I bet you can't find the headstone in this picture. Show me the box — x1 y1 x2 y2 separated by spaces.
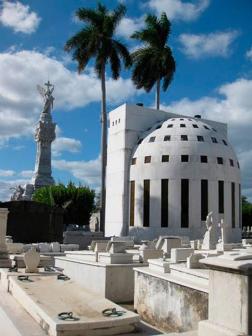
24 248 40 273
60 244 79 252
106 241 127 253
111 236 134 248
148 259 171 273
197 240 202 250
139 241 163 262
0 208 12 267
32 243 39 251
60 244 69 252
6 243 24 254
216 219 232 251
187 253 205 269
190 240 198 249
156 236 182 257
242 238 252 246
180 236 190 247
201 212 217 250
170 248 194 263
89 240 108 252
50 242 61 252
66 244 79 251
38 243 51 253
23 244 32 252
5 236 13 243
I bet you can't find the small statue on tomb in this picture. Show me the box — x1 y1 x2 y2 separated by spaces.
201 212 217 250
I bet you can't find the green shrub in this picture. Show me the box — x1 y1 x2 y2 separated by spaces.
242 196 252 227
33 182 95 226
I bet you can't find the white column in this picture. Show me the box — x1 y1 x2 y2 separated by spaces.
0 208 11 267
0 208 9 255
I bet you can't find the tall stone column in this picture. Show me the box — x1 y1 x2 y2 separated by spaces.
0 208 11 267
32 81 56 189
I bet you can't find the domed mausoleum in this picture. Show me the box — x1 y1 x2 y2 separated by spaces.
105 104 241 242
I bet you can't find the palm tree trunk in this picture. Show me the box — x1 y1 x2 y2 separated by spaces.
100 64 107 233
156 78 160 110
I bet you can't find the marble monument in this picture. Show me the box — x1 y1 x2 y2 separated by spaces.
32 81 56 189
10 81 56 200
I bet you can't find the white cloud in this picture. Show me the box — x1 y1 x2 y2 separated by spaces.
19 170 33 178
246 47 252 61
178 31 239 58
0 169 15 177
161 77 252 200
52 137 82 157
0 50 138 145
117 16 145 39
0 1 41 34
147 0 210 21
53 157 101 187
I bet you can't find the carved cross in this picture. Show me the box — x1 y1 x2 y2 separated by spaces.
44 80 53 90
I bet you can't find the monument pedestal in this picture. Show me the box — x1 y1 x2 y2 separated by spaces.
199 256 252 336
0 259 11 268
0 209 12 268
0 255 11 268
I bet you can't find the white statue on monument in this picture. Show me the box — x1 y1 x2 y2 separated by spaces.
32 81 56 189
37 80 54 114
201 212 217 250
10 81 57 201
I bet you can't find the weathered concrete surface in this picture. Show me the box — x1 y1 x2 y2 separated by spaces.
8 274 139 336
55 256 147 303
0 281 162 336
199 256 252 336
134 270 208 333
0 286 47 335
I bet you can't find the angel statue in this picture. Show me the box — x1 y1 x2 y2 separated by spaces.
201 211 217 250
10 185 24 201
37 81 55 114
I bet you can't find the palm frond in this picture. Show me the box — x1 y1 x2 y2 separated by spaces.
112 40 132 68
131 13 175 99
109 47 121 80
110 4 126 28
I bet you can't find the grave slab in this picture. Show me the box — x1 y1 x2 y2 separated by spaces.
7 274 139 336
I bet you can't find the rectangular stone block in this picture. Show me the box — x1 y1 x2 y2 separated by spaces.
98 253 133 264
170 248 194 263
139 249 163 263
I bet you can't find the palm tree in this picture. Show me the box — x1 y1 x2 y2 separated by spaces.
65 3 131 232
131 13 175 110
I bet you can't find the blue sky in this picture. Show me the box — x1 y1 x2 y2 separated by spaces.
0 0 251 200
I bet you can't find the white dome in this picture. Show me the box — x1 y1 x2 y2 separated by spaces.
128 116 241 241
130 117 240 182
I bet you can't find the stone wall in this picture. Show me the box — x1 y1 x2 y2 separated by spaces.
0 201 64 243
134 271 208 333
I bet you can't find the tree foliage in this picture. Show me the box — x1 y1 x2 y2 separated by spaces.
242 196 252 227
64 2 131 232
131 12 176 109
33 182 95 226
